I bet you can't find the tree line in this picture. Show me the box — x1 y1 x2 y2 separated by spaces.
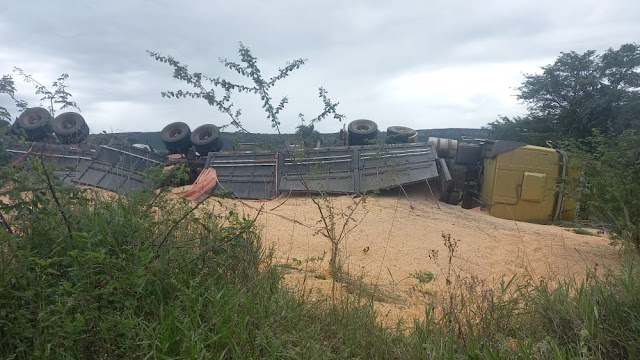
487 43 640 251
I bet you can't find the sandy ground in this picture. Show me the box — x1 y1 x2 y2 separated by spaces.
203 182 620 324
4 181 619 325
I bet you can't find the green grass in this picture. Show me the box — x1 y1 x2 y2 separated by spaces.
573 227 597 236
411 270 436 284
1 164 640 359
407 260 640 359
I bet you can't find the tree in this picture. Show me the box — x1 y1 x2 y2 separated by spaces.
485 44 640 252
0 74 26 123
563 129 640 252
147 42 344 134
0 68 80 123
295 123 321 148
487 43 640 142
485 115 556 146
148 43 366 280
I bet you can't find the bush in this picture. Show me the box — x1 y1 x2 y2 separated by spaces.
0 163 404 359
408 260 640 359
562 130 640 252
0 183 263 357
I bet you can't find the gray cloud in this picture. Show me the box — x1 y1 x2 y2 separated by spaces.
1 0 639 134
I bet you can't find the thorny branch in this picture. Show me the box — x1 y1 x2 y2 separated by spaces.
149 42 363 284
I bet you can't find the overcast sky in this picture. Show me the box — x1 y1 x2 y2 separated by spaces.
1 1 638 134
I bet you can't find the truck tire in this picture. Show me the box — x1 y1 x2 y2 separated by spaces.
52 112 90 144
455 143 482 165
386 126 417 144
439 190 449 202
447 190 460 205
461 191 475 209
191 124 223 155
17 107 53 141
348 119 378 146
437 158 453 202
161 122 192 154
449 164 467 189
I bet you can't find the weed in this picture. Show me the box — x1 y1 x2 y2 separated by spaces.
411 270 436 284
333 268 404 305
0 164 405 359
573 227 597 236
277 263 301 272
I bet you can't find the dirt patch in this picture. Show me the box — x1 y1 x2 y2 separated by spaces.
204 183 620 324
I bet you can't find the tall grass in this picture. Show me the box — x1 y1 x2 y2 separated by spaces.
0 166 403 359
408 235 640 359
1 164 640 358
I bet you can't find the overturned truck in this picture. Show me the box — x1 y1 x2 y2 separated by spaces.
433 137 577 223
162 119 439 201
6 110 578 224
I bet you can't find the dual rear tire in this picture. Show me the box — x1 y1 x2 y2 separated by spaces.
161 122 223 155
347 120 418 146
16 108 89 144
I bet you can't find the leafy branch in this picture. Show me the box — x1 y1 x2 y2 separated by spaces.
13 67 80 117
0 74 28 122
0 68 80 122
147 42 344 134
149 42 362 288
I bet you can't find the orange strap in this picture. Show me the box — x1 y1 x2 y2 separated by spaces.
177 167 218 202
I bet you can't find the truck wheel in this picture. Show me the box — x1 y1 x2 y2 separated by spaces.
348 119 378 146
447 190 460 205
17 107 53 141
461 191 475 209
191 124 223 155
161 122 192 154
449 164 467 189
52 112 90 144
386 126 417 144
439 188 450 202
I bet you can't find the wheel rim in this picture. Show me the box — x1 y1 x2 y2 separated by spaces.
62 119 76 129
27 115 41 125
199 131 212 141
170 129 182 138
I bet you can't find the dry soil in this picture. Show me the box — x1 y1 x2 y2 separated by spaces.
202 182 620 325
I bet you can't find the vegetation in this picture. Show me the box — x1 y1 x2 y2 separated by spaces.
0 162 400 358
0 169 638 358
1 67 80 122
147 42 344 136
486 43 640 145
487 42 640 254
295 123 322 148
561 130 640 251
2 42 640 359
149 43 366 276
